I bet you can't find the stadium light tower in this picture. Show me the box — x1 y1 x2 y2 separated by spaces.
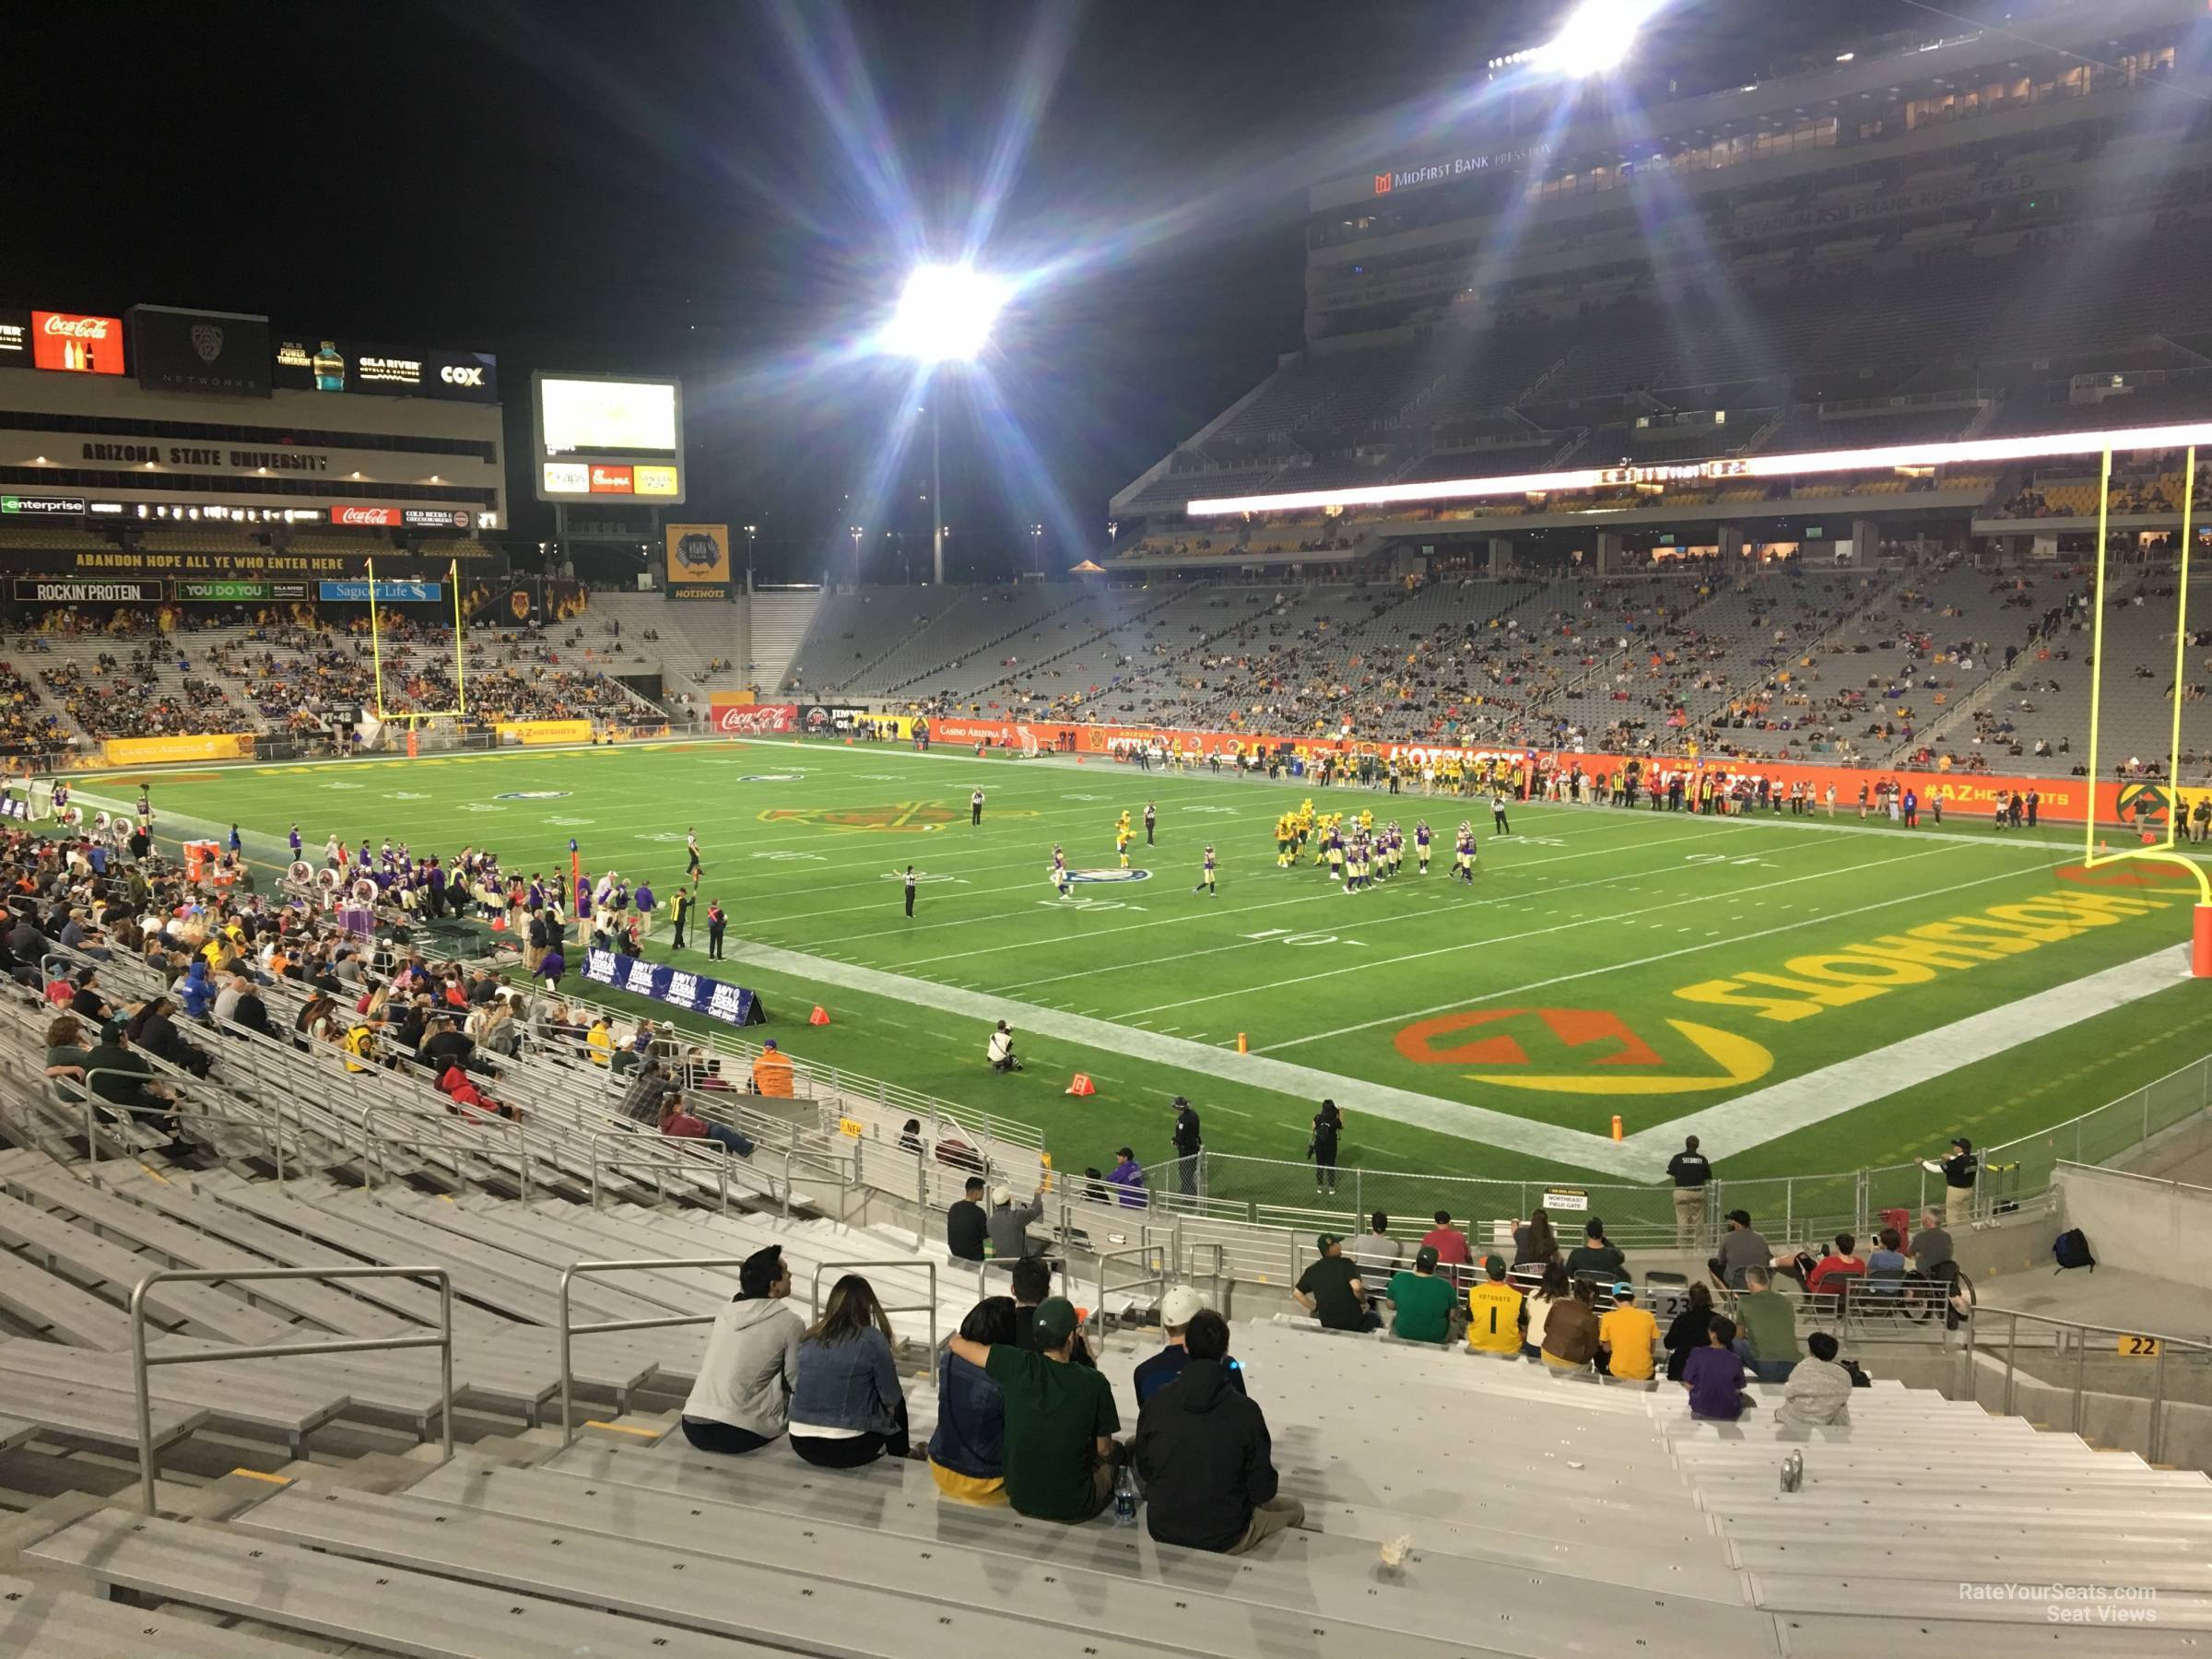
883 263 1010 585
1535 0 1661 77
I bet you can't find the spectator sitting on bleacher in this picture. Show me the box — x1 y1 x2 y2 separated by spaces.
946 1295 1124 1524
1779 1332 1853 1429
1135 1286 1247 1406
42 1013 90 1086
947 1176 988 1262
1387 1245 1456 1345
1293 1233 1376 1332
1513 1207 1559 1267
618 1059 676 1123
1540 1277 1602 1373
1598 1282 1658 1382
1683 1315 1751 1420
1522 1263 1568 1359
1465 1255 1525 1357
658 1094 754 1160
790 1274 909 1467
988 1183 1043 1261
1135 1311 1303 1554
1910 1208 1954 1278
1566 1218 1626 1282
1350 1212 1402 1299
1010 1255 1095 1368
1805 1233 1867 1302
1710 1208 1771 1288
681 1244 803 1456
1418 1209 1472 1273
1734 1266 1798 1383
929 1296 1017 1504
84 1018 183 1146
1664 1282 1715 1382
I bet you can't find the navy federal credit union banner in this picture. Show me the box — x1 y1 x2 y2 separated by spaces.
582 949 767 1027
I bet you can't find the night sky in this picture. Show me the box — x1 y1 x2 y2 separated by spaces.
10 0 1930 581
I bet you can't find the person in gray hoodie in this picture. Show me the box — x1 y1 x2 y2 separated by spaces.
680 1245 803 1454
987 1183 1044 1262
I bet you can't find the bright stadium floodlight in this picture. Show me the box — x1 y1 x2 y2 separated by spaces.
881 262 1010 364
1535 0 1662 77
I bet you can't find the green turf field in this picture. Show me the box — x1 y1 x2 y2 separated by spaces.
76 737 2210 1190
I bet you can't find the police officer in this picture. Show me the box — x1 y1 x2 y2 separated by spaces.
1665 1134 1712 1250
706 900 726 959
904 865 918 918
1171 1096 1203 1196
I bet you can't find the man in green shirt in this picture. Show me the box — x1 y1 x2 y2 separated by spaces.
1386 1245 1455 1344
947 1297 1121 1522
1734 1265 1799 1383
1292 1235 1377 1332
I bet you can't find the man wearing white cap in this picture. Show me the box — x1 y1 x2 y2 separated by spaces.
1134 1286 1250 1406
987 1183 1044 1263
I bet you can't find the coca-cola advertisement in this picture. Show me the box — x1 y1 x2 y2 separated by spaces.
329 505 402 527
30 312 124 375
711 702 799 735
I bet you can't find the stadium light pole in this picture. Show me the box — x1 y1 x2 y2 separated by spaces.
882 263 1010 585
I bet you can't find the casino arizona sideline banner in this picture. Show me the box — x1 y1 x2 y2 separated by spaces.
582 949 767 1027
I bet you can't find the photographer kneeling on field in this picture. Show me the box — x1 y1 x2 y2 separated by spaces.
987 1019 1021 1073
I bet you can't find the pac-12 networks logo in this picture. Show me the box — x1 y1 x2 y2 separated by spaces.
1395 1007 1772 1096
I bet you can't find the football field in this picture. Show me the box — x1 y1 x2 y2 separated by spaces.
82 736 2212 1190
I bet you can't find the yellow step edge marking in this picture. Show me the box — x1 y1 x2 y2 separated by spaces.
229 1468 293 1485
582 1420 663 1438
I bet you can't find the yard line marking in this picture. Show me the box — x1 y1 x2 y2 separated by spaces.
1130 841 1961 1025
710 853 2076 1177
1259 850 2065 1053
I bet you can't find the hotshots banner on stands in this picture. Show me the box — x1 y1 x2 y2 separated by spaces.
708 698 799 735
917 714 2143 825
581 950 767 1027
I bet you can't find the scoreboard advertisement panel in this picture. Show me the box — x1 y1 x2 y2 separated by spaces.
532 372 685 503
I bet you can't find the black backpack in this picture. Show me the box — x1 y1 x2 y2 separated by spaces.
2053 1229 2095 1272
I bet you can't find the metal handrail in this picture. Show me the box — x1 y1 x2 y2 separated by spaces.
1970 1302 2212 1465
806 1258 940 1358
587 1128 728 1212
556 1255 753 1446
359 1102 532 1202
1095 1243 1169 1331
130 1265 453 1514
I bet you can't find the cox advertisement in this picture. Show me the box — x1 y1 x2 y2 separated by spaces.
709 699 799 735
273 335 499 403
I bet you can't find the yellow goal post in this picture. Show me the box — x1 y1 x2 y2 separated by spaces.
366 556 467 727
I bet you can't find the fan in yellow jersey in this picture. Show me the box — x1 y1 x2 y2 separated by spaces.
1465 1257 1525 1356
1115 811 1134 868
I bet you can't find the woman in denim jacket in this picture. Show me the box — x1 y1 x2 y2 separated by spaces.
928 1296 1016 1503
791 1275 908 1466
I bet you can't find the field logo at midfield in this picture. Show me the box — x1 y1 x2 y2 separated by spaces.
1394 1007 1771 1095
1067 868 1152 884
759 800 1036 834
495 791 571 800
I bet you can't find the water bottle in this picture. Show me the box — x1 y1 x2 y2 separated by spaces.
1112 1464 1139 1526
1780 1450 1804 1494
